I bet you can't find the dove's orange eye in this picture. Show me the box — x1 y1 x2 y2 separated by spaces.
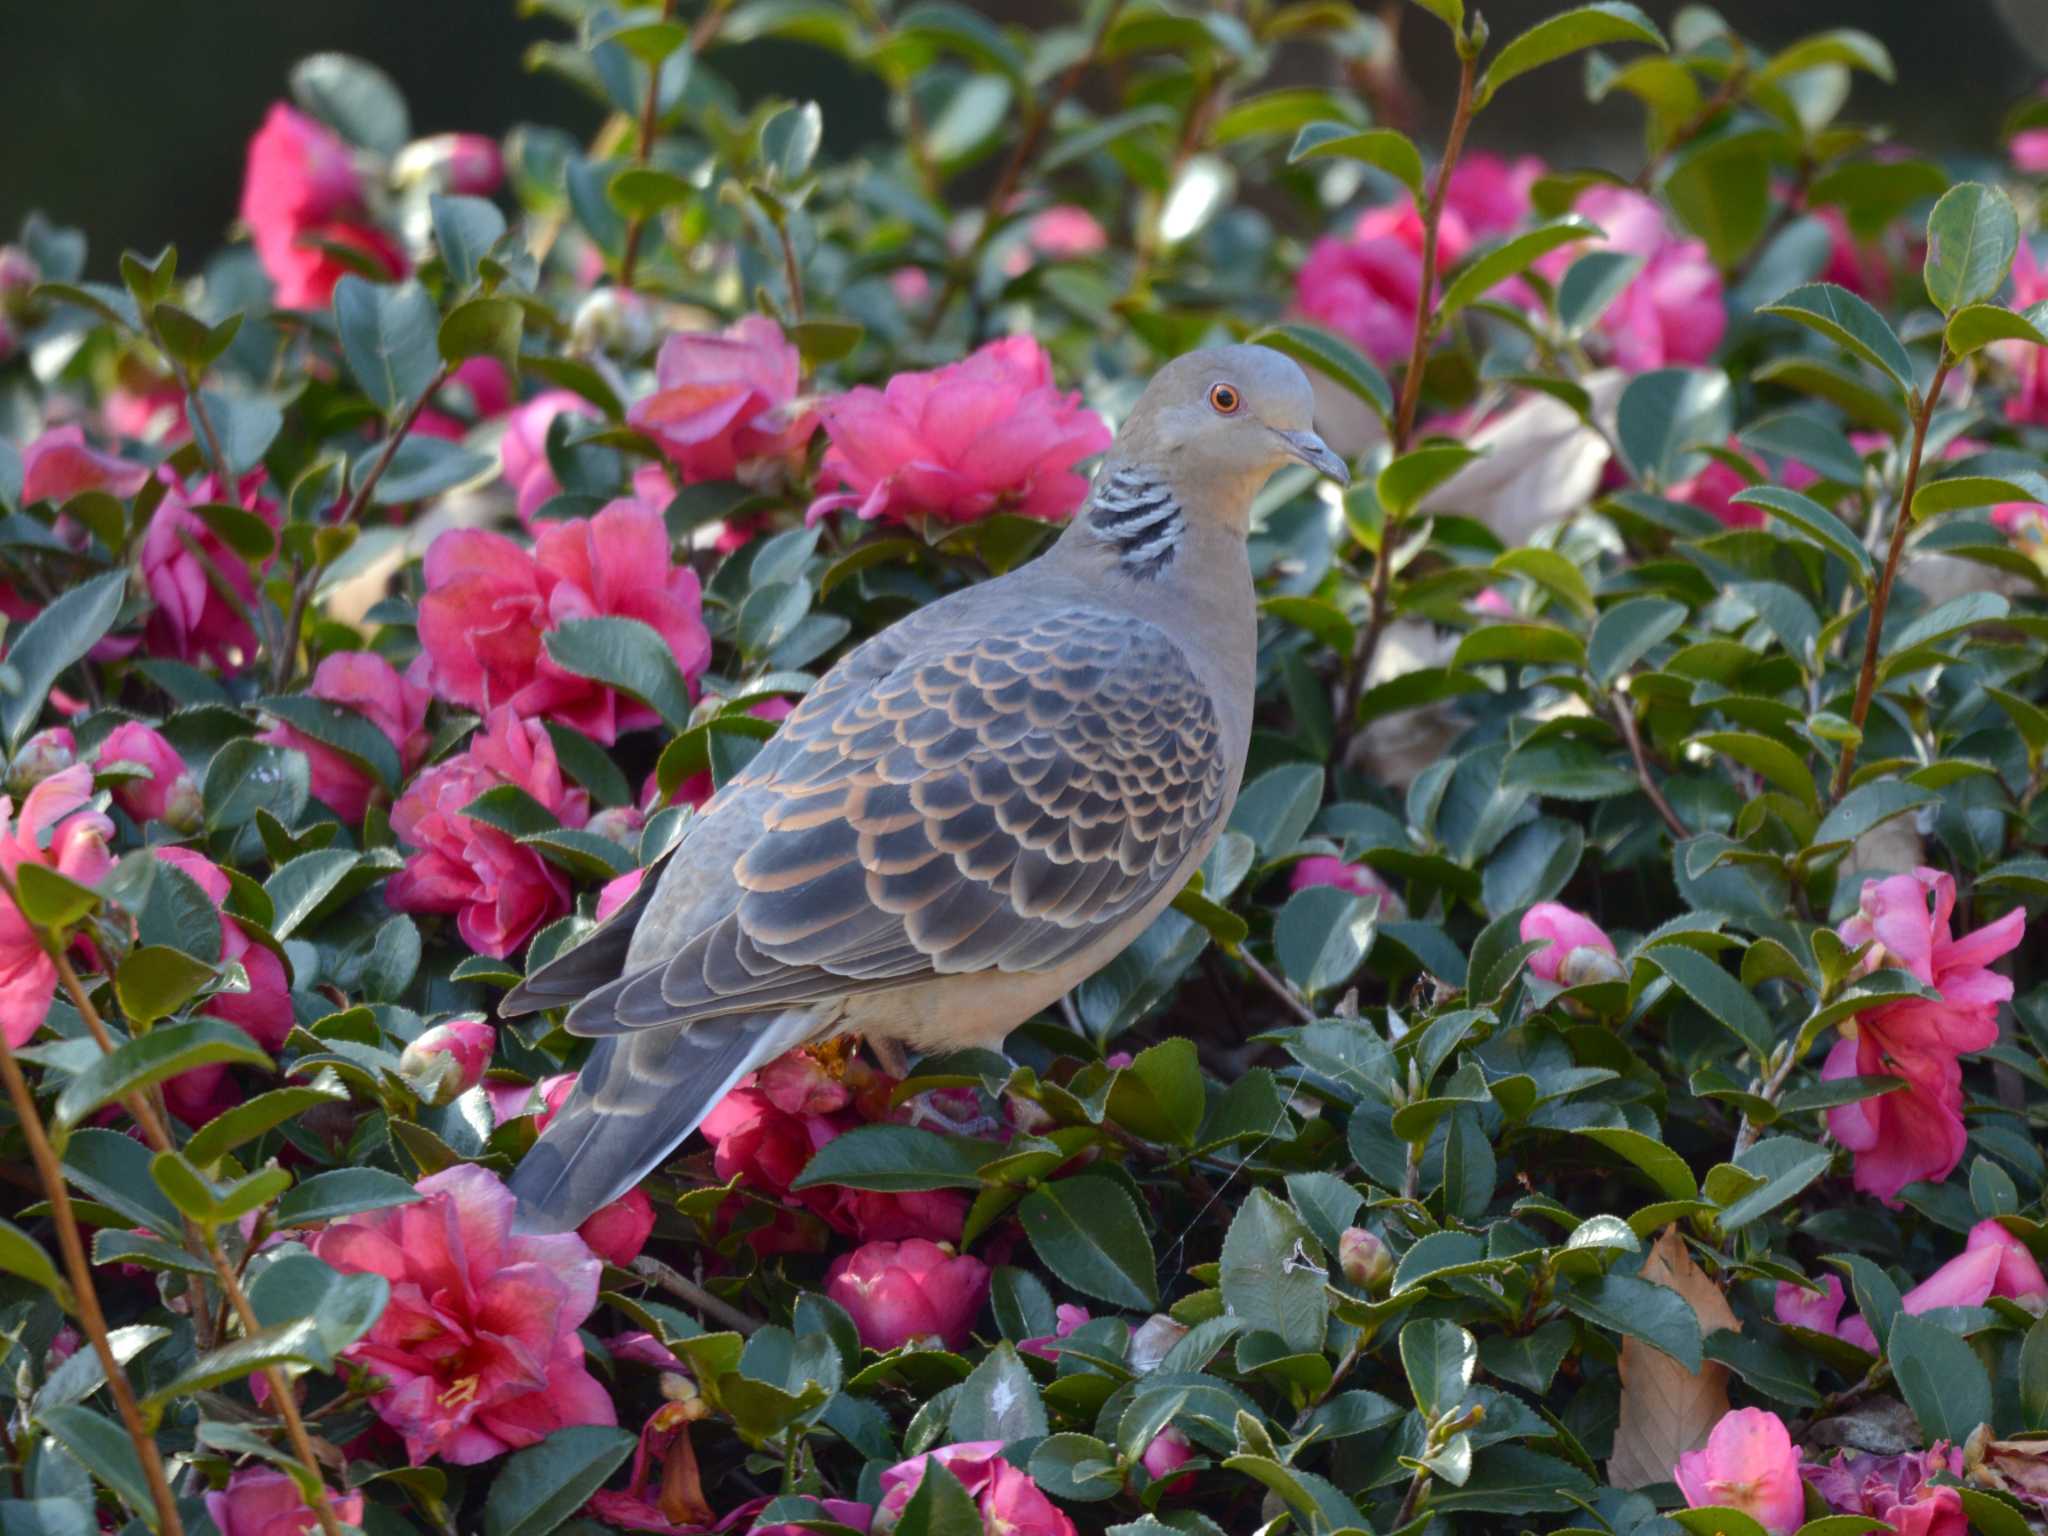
1209 383 1241 414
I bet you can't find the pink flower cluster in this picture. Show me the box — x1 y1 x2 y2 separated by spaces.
1825 868 2022 1203
1676 1406 1970 1536
141 469 279 669
1775 1219 2047 1351
313 1163 614 1464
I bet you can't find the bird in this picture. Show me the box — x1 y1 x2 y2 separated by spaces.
501 343 1350 1233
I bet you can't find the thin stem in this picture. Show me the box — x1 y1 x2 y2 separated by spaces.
1612 686 1691 840
1830 357 1953 798
775 217 806 324
619 0 685 288
1631 60 1748 192
633 1255 763 1335
0 1038 184 1532
1732 1040 1800 1159
176 529 275 667
170 357 233 491
1235 947 1318 1026
917 0 1128 338
1392 1462 1431 1528
1332 45 1479 767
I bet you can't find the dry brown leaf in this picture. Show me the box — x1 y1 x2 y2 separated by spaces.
1607 1225 1741 1489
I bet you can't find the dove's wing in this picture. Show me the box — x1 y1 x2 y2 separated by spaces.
504 601 1230 1036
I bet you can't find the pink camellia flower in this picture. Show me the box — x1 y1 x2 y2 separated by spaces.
806 336 1111 527
2015 123 2048 175
1519 901 1620 986
1138 1427 1195 1495
1826 868 2024 1204
398 1018 496 1106
415 501 710 745
1535 186 1725 372
204 1466 365 1536
140 469 278 670
579 1187 656 1267
1773 1271 1848 1335
1002 205 1110 276
1834 1242 2004 1354
755 1497 874 1536
1805 1445 1967 1536
531 1072 577 1133
6 727 75 795
1970 1217 2048 1302
1018 1303 1091 1362
1290 855 1406 921
0 766 114 1048
876 1442 1076 1536
1813 205 1892 305
311 1163 615 1465
499 390 600 527
594 867 645 924
20 426 149 506
824 1239 990 1352
394 132 504 196
387 707 592 958
628 316 818 486
240 102 407 308
1673 1408 1806 1536
256 650 432 823
96 721 201 831
2002 243 2048 427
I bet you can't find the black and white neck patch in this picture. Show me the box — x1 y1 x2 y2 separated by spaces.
1087 465 1183 580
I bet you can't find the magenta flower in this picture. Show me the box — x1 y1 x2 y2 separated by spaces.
806 335 1111 527
1826 868 2023 1204
94 721 201 831
499 390 599 528
594 866 646 924
2003 243 2048 427
1535 186 1725 371
628 315 818 486
312 1163 614 1464
1290 856 1406 920
1017 1303 1091 1362
1830 1243 2003 1354
398 1018 497 1106
1805 1445 1967 1536
20 425 148 506
256 650 432 823
877 1442 1076 1536
415 500 709 745
0 766 114 1048
1673 1408 1806 1536
239 103 406 308
1970 1217 2048 1301
139 469 279 670
1773 1271 1848 1335
1519 901 1618 986
204 1466 364 1536
386 707 592 958
578 1187 656 1267
825 1239 990 1352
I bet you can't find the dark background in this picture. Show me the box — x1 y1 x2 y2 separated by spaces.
6 1 2045 270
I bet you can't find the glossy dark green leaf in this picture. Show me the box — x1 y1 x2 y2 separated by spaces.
1018 1177 1158 1309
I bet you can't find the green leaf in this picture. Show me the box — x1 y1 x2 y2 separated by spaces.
1924 182 2020 316
1945 301 2048 356
1273 885 1378 1001
950 1342 1047 1442
54 1018 270 1132
247 1251 390 1368
258 692 403 791
1762 282 1916 401
1911 469 2048 520
1685 731 1819 811
1574 1126 1698 1200
1717 1136 1832 1229
1400 1316 1476 1420
0 571 126 753
1219 1189 1326 1353
1888 1312 1993 1444
543 617 694 731
1017 1177 1158 1309
141 1319 332 1409
607 166 694 219
439 296 524 376
263 848 361 940
1757 28 1894 82
204 739 310 831
10 865 102 932
36 1405 152 1520
1286 124 1423 196
1405 0 1463 32
1379 444 1480 517
1646 943 1775 1056
895 1457 991 1534
184 1082 349 1167
1560 1273 1703 1372
0 1217 71 1304
60 1128 182 1237
1617 367 1733 485
1439 217 1599 321
291 52 410 155
1452 622 1586 670
1589 596 1687 685
333 276 440 416
790 1126 998 1192
1731 485 1875 587
1249 323 1392 426
1105 1036 1206 1147
1477 3 1667 107
1556 249 1645 336
272 1167 422 1227
430 193 507 290
483 1425 638 1536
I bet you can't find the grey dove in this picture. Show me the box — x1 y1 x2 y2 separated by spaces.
502 344 1349 1232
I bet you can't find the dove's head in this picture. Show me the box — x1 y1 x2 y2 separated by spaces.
1115 343 1349 505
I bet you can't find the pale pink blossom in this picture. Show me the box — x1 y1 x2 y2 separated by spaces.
20 426 149 506
1519 902 1617 986
1673 1408 1805 1536
499 390 599 527
398 1018 497 1106
1536 186 1725 371
628 316 817 486
205 1466 364 1536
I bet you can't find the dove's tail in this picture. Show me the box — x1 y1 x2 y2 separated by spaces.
508 1008 820 1234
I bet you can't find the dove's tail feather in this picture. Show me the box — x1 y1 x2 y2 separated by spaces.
497 855 669 1018
508 1008 820 1234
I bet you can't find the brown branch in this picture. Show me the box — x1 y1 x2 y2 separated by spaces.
1235 946 1318 1027
1332 44 1480 768
618 0 686 288
1613 686 1691 841
633 1255 762 1335
1830 356 1953 798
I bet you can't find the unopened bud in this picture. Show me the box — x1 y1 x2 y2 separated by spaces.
399 1018 496 1106
1127 1313 1189 1375
658 1373 709 1420
392 133 504 197
1557 945 1626 989
1339 1227 1392 1292
6 727 75 794
570 286 657 359
586 804 644 848
160 771 204 835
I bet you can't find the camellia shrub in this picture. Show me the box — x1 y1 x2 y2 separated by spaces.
6 1 2048 1533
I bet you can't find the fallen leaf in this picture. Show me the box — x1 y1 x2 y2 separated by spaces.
1607 1225 1741 1489
1966 1424 2048 1503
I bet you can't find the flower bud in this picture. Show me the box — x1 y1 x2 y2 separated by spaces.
392 133 504 196
570 286 657 359
399 1018 496 1106
578 1187 655 1267
585 804 645 849
1136 1427 1195 1494
160 771 205 834
1557 944 1627 989
1339 1227 1392 1292
1127 1313 1188 1375
6 727 75 794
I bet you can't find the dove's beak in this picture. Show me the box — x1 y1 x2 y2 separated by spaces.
1278 428 1350 487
